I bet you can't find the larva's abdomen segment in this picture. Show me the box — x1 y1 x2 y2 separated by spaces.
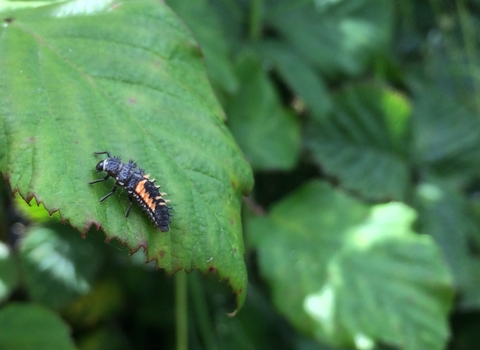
133 178 171 232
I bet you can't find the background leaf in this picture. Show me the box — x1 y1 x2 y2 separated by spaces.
411 85 480 179
19 225 102 309
246 181 370 334
307 84 411 201
0 241 18 302
414 177 480 292
0 303 76 350
248 181 454 349
306 203 453 350
265 0 394 77
166 0 238 94
0 0 252 306
257 40 332 119
226 53 301 171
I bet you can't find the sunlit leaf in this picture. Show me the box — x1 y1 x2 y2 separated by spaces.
306 203 453 350
248 181 454 349
247 181 369 333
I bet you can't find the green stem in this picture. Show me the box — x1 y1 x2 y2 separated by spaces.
190 273 217 350
249 0 263 41
175 271 188 350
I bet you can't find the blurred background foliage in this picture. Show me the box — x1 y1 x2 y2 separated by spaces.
1 0 480 349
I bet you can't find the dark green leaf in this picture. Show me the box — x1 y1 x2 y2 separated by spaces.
0 303 76 350
257 40 332 119
266 0 394 77
411 86 480 178
227 53 301 170
0 242 19 302
414 177 480 292
20 225 103 309
63 280 124 328
77 326 129 350
0 0 253 307
307 84 411 201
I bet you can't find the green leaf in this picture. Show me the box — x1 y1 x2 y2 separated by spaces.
414 177 479 292
307 84 411 201
415 177 478 287
0 242 19 302
257 40 332 119
0 303 76 350
20 225 103 309
167 0 238 94
306 203 453 350
248 181 454 349
227 53 301 170
0 0 252 307
266 0 393 77
459 257 480 309
246 181 370 334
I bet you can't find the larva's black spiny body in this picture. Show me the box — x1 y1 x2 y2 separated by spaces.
89 151 171 232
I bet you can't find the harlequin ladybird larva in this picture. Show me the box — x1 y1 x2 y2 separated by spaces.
89 151 172 232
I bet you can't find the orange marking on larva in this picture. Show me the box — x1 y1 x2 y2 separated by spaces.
135 180 156 212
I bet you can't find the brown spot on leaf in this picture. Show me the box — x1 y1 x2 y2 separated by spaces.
128 98 136 104
208 266 217 274
4 18 13 23
233 248 237 253
159 249 165 258
231 181 236 189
